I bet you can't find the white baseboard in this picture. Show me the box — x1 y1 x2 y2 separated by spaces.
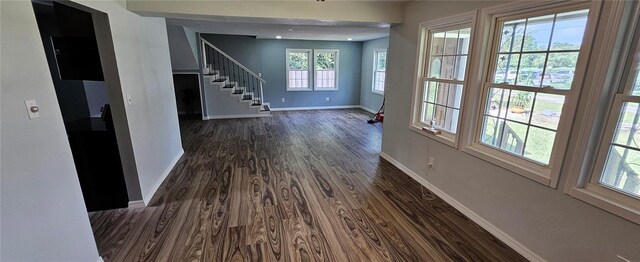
204 113 270 120
96 256 104 262
379 151 545 262
270 105 361 111
143 149 184 205
358 105 378 114
128 200 145 209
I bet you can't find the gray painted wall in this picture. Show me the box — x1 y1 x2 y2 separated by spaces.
200 34 362 109
1 1 100 261
382 1 640 261
360 37 388 112
167 24 199 70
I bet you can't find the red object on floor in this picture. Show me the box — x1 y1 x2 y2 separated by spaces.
375 113 384 122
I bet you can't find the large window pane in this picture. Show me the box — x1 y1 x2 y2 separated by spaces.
499 19 526 53
530 93 564 130
443 30 460 55
517 53 546 87
505 90 534 124
486 88 510 118
481 116 505 146
501 121 528 155
550 10 589 51
522 15 554 52
494 54 521 84
431 32 445 55
601 146 640 197
613 102 640 149
632 72 640 96
524 127 556 164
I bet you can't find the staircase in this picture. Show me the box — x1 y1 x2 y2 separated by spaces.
200 38 270 119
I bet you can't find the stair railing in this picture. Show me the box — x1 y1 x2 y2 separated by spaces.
200 37 266 106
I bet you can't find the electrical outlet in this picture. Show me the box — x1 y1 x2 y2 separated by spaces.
325 97 330 102
427 157 435 168
281 98 285 103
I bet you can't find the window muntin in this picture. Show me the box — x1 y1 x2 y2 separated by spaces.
314 49 338 90
493 10 589 90
478 9 590 165
373 50 387 94
420 26 472 135
286 49 312 91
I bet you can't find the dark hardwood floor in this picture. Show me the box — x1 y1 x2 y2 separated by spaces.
89 109 526 261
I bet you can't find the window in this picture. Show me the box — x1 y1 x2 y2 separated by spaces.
314 49 338 90
469 3 594 183
373 49 387 94
286 49 312 91
591 28 640 200
410 12 476 146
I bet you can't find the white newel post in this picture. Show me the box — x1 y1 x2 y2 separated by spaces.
259 73 264 104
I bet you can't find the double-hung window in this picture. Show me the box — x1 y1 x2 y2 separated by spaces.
470 3 594 184
588 23 640 212
373 49 387 94
314 49 339 90
411 12 475 146
286 49 312 91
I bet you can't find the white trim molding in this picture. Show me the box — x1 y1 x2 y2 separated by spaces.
96 256 105 262
143 149 184 205
270 105 361 111
359 105 379 114
204 113 271 120
379 151 545 262
128 200 145 209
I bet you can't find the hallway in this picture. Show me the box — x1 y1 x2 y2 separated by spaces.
89 109 525 261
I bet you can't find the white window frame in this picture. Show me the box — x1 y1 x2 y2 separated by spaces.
313 49 339 91
372 49 387 95
410 11 477 148
286 48 313 91
462 1 600 186
564 0 640 225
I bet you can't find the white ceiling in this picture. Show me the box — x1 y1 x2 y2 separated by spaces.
166 16 390 42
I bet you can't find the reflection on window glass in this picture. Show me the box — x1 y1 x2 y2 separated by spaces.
480 87 565 164
315 51 337 89
421 26 472 135
421 81 462 134
493 9 589 90
288 51 310 88
373 50 387 93
601 103 640 197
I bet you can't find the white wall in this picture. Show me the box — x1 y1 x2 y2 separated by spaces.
382 1 640 261
70 0 184 204
1 0 183 259
0 1 100 261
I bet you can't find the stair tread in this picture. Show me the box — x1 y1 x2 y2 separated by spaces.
213 78 227 82
223 84 235 88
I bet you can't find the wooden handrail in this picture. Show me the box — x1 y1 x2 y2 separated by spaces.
200 37 266 83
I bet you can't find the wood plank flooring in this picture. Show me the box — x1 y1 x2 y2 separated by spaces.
89 109 526 262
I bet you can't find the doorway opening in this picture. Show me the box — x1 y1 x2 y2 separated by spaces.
32 0 129 212
173 72 203 120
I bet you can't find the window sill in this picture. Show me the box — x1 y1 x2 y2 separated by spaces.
314 88 339 92
568 185 640 225
409 124 456 148
286 88 313 92
462 143 552 186
372 90 385 96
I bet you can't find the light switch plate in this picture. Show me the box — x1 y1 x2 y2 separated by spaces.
25 99 40 120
